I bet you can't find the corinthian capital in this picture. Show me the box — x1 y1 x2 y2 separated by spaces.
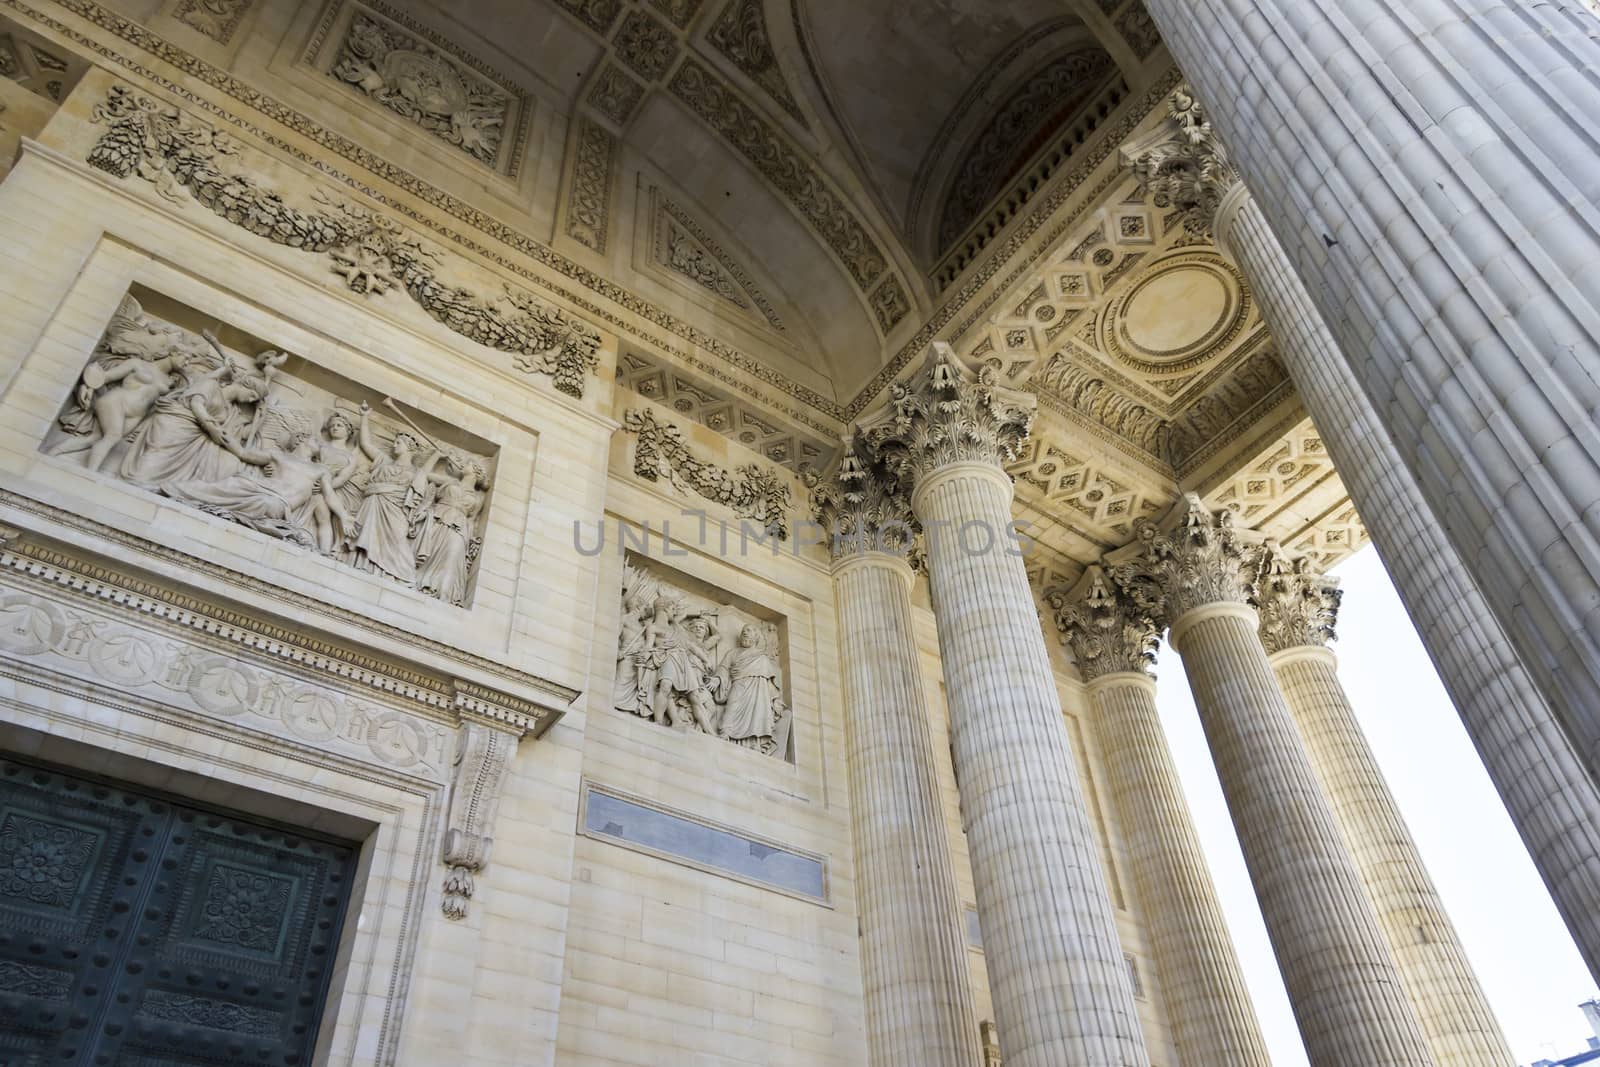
806 433 920 563
857 342 1036 490
1048 566 1161 681
1109 494 1257 624
1252 540 1342 654
1121 86 1240 238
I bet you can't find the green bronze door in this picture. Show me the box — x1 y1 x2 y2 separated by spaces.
0 755 358 1066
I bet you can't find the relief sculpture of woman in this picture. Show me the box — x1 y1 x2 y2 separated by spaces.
413 452 488 607
344 401 423 584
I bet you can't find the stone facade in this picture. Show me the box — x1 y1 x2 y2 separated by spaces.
0 2 1585 1065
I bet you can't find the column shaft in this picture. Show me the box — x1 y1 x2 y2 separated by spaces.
1142 0 1600 777
1087 672 1273 1066
1218 190 1600 979
836 554 984 1067
1271 646 1512 1067
919 465 1147 1067
1173 604 1434 1067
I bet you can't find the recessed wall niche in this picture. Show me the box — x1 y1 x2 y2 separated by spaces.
42 285 499 607
612 553 795 763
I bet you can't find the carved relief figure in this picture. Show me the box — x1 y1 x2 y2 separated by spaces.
413 453 488 607
612 560 792 760
45 291 497 606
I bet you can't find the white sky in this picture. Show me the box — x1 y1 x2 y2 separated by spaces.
1155 545 1597 1065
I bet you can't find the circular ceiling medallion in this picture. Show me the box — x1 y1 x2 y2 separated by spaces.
1099 254 1250 376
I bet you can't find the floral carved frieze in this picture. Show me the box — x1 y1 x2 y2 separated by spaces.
86 86 601 398
613 558 792 760
623 407 794 539
45 290 497 607
325 4 519 170
706 0 803 123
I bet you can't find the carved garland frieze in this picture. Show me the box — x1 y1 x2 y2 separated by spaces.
327 5 515 170
613 559 793 759
86 86 601 398
46 292 497 607
623 407 795 539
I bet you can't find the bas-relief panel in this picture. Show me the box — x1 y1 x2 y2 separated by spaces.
612 556 794 762
41 288 497 608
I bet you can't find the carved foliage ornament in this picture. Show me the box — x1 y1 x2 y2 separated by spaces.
805 434 919 563
857 342 1036 488
623 408 794 539
1111 494 1254 625
440 716 516 919
1048 567 1160 680
1252 540 1340 654
86 86 600 398
1124 87 1239 238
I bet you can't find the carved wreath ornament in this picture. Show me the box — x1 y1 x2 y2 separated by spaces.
86 86 600 398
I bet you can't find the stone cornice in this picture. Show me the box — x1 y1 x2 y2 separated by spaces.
1252 539 1341 654
0 487 579 714
1047 565 1161 681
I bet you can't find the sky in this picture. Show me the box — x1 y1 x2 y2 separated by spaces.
1154 545 1597 1065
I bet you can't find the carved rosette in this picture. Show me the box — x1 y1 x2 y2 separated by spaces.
1048 567 1161 681
1122 87 1240 238
1252 540 1341 654
1111 494 1255 626
806 434 919 564
439 682 545 920
857 342 1036 491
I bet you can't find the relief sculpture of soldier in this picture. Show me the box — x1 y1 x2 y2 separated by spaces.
612 562 793 760
47 293 494 606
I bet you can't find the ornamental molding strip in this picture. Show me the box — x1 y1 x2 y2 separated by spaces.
706 0 804 124
1252 539 1341 655
85 84 602 398
623 407 796 539
566 115 617 253
857 341 1036 487
1047 564 1161 681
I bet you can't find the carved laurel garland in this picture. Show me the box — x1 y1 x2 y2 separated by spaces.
86 85 602 398
623 408 794 539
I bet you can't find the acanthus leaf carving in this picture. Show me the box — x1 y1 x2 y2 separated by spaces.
440 711 521 920
86 85 600 398
1110 493 1257 625
857 342 1036 489
1122 87 1239 239
1047 565 1161 680
804 433 919 564
623 407 794 539
1252 539 1341 655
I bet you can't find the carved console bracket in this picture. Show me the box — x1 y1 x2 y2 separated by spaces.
85 85 601 398
623 407 794 539
439 681 547 920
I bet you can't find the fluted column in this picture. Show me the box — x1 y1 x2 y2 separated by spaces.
1138 0 1600 787
1254 542 1513 1067
1050 568 1272 1067
859 343 1149 1067
812 444 983 1067
1114 498 1435 1067
1125 92 1600 981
